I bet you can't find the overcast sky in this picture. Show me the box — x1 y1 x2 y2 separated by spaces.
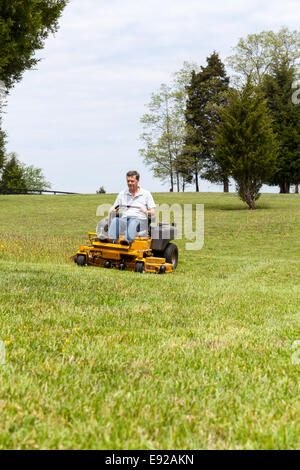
2 0 300 194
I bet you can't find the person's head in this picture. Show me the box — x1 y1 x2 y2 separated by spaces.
126 170 140 193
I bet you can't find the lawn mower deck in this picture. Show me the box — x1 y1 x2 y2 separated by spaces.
74 232 175 273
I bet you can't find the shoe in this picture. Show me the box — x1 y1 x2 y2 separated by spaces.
120 239 131 246
98 237 113 243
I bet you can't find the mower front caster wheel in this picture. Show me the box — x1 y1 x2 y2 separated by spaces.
76 254 86 266
135 262 145 274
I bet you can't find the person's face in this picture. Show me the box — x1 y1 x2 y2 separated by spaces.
127 176 139 193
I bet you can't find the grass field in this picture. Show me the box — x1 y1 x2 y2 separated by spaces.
0 192 299 450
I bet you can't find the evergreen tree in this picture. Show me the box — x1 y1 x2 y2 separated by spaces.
184 52 230 192
176 123 202 191
0 154 27 191
215 81 278 210
262 62 300 193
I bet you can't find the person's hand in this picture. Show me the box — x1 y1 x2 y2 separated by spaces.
139 206 148 215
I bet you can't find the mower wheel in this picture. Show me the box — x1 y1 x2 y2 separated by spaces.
159 265 166 274
135 261 145 274
76 254 86 266
104 261 111 268
163 243 178 269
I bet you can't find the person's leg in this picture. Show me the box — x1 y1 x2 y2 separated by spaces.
138 218 148 236
108 217 120 243
126 218 140 244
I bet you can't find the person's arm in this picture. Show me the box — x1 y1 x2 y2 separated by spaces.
139 207 155 217
139 192 156 217
109 194 121 214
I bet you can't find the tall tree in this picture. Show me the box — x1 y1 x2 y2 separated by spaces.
0 114 6 171
140 84 183 191
215 81 278 210
176 121 203 192
0 0 68 89
0 1 67 185
227 27 300 85
262 62 300 193
140 63 200 192
0 81 6 170
184 52 230 191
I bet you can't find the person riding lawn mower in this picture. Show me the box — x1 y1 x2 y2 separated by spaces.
73 171 178 273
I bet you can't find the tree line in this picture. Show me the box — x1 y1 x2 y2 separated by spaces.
139 28 300 209
0 0 68 192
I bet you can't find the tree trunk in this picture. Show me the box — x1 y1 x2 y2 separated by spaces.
243 192 256 209
295 184 299 194
194 157 199 192
279 182 291 193
164 95 175 194
247 199 256 210
244 189 256 210
176 172 180 192
223 177 229 193
195 172 199 192
170 172 174 192
237 179 261 210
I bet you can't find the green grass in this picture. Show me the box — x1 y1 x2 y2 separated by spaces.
0 192 299 449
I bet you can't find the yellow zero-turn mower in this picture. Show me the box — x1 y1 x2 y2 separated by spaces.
73 205 178 274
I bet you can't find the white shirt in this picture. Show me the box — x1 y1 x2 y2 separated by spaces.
113 187 156 220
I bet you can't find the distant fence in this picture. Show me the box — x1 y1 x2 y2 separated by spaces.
0 187 78 195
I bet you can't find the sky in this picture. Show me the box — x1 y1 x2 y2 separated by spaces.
2 0 300 194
